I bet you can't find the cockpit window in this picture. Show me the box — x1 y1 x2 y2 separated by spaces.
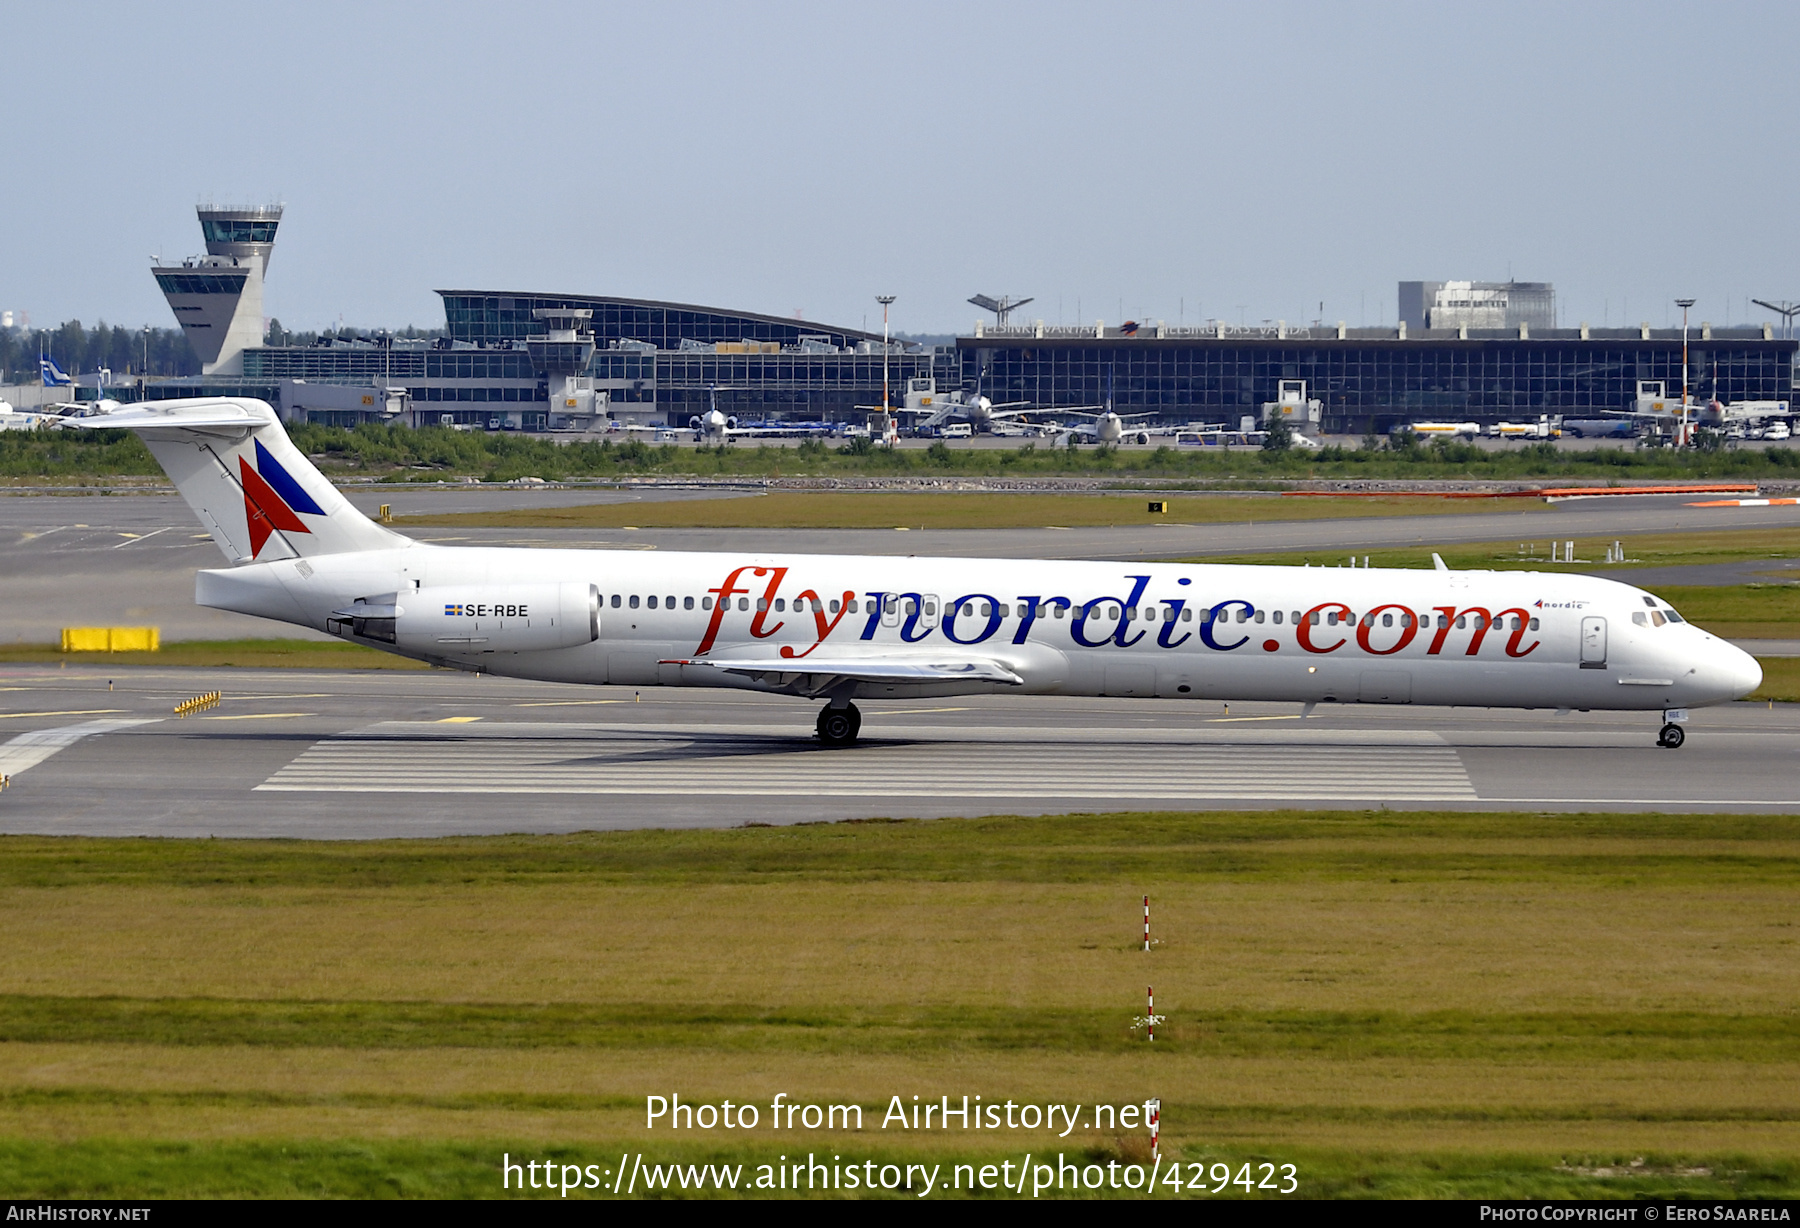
1642 596 1657 607
1664 610 1685 623
1650 610 1666 627
1632 612 1648 626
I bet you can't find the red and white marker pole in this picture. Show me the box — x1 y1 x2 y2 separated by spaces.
1149 1098 1161 1160
1147 985 1155 1042
1143 895 1150 952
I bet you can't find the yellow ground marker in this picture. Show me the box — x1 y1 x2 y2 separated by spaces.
60 627 160 652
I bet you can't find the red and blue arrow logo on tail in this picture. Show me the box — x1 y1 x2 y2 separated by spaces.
240 439 325 557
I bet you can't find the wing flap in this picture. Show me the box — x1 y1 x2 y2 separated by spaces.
662 656 1024 686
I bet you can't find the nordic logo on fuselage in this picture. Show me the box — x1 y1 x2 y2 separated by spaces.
694 566 1542 660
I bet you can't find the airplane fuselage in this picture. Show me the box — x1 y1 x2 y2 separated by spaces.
198 546 1758 713
81 397 1758 749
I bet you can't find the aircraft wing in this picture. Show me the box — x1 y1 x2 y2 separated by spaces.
725 425 834 438
661 654 1024 689
984 402 1069 420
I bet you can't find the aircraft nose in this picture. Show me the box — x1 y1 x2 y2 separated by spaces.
1730 645 1764 699
1712 640 1763 701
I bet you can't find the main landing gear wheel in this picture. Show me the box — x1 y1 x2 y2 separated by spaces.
816 703 862 747
1658 723 1686 749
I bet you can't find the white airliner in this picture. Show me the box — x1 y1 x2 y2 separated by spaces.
84 398 1761 749
1056 407 1159 447
688 388 841 446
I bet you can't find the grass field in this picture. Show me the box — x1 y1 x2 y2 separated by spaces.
1 811 1797 1198
1200 527 1800 575
396 491 1552 531
1747 657 1800 702
1641 586 1797 642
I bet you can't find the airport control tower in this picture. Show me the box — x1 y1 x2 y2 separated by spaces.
527 307 603 422
152 205 282 375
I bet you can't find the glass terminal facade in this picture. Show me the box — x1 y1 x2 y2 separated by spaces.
437 291 939 421
243 348 537 384
440 293 879 350
962 330 1795 432
135 288 1798 433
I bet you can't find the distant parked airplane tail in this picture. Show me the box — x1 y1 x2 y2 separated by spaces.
73 398 406 564
39 357 71 386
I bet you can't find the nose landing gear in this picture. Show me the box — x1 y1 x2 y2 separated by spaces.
816 702 862 747
1657 723 1685 749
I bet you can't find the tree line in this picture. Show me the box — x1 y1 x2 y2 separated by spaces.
7 421 1798 483
1 320 446 384
1 321 199 382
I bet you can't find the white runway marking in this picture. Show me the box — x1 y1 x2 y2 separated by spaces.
258 721 1478 802
0 718 163 778
110 527 173 548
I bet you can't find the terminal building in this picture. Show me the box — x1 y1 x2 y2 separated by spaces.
955 317 1794 434
136 208 1796 434
140 205 939 430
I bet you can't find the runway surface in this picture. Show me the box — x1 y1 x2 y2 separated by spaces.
3 491 1795 641
0 665 1794 837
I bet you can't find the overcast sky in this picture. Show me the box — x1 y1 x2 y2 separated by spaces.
5 1 1796 336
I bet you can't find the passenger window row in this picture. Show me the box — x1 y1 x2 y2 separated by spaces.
604 594 847 613
595 594 1536 634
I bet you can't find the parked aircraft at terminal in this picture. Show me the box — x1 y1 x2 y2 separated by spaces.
687 388 844 446
83 399 1762 748
909 378 1110 439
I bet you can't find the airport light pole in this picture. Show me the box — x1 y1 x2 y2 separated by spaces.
876 295 896 413
1676 298 1696 447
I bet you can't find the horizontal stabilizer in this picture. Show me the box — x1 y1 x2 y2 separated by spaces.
71 402 271 433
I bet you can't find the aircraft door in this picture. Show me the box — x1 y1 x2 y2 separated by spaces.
1580 616 1607 667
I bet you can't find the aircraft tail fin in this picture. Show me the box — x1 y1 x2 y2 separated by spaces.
75 398 407 564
